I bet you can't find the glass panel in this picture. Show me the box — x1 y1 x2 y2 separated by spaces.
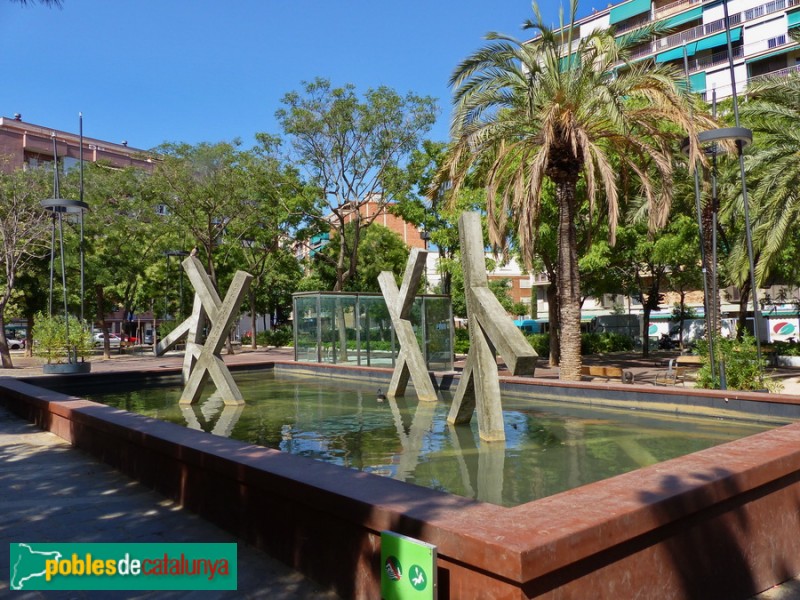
292 293 452 370
293 296 319 363
319 295 358 364
424 297 453 371
359 296 396 367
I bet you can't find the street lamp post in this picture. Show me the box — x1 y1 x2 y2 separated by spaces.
41 134 88 368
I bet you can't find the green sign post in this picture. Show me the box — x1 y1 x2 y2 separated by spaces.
380 531 436 600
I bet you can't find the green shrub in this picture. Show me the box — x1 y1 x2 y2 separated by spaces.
453 327 470 354
525 333 550 356
580 332 634 354
773 340 800 356
33 311 92 364
695 335 782 392
242 326 293 348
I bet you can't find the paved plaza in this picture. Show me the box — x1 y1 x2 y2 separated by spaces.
0 401 340 599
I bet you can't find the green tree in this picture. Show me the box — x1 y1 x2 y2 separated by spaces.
739 74 800 288
68 164 170 356
275 78 437 291
0 165 51 367
442 2 708 380
149 140 267 291
392 140 487 296
304 223 410 292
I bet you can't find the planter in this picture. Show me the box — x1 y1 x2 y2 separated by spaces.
42 362 92 375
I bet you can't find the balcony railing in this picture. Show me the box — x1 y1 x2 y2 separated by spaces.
691 45 744 71
580 0 797 64
654 0 703 19
748 63 800 83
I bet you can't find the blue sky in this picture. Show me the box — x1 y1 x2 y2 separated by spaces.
2 1 584 151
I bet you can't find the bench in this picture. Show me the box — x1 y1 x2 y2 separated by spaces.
654 355 702 386
581 365 635 384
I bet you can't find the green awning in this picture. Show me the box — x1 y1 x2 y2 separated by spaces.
661 6 703 29
656 44 696 63
694 27 742 52
610 0 651 25
788 9 800 28
745 45 796 64
689 71 706 93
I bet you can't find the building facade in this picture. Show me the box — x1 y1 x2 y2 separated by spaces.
0 115 157 173
577 0 800 100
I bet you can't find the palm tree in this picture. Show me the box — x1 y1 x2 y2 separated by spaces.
738 73 800 286
441 0 710 380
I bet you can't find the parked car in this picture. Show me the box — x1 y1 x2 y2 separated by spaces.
7 338 25 350
93 332 122 349
119 333 138 345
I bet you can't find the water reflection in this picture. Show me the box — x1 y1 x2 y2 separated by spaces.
448 424 505 505
75 372 779 507
180 392 245 438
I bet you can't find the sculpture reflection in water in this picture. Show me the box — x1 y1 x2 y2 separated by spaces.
179 391 245 438
386 393 505 505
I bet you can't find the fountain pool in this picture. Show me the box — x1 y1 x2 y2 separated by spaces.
61 369 777 507
5 361 800 598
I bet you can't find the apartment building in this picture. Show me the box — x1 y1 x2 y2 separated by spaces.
0 114 157 173
574 0 799 99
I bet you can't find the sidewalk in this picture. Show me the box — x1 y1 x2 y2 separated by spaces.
0 399 340 598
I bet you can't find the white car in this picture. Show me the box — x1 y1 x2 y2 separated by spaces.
93 332 122 349
7 338 25 350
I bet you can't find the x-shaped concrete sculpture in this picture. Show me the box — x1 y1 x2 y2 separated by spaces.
449 212 537 441
155 256 253 405
378 248 438 402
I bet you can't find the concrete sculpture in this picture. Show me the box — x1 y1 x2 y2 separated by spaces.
449 212 538 441
378 248 438 401
155 256 253 405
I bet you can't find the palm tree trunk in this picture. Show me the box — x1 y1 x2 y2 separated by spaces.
546 281 559 366
556 177 582 381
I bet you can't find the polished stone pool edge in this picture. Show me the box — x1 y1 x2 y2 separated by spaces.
3 362 800 598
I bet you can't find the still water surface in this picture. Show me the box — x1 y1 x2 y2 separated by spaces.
76 370 776 507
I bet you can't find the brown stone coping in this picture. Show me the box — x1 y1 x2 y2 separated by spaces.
3 366 800 596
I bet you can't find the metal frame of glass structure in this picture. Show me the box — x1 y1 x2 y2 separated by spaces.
292 291 453 371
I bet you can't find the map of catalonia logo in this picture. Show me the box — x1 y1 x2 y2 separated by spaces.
9 542 237 591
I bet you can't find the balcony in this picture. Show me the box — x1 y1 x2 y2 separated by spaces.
748 62 800 84
654 0 703 20
691 45 744 71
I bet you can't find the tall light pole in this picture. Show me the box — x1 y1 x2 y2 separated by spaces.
41 132 88 366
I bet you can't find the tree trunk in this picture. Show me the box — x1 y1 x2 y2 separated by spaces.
642 305 652 359
736 282 751 340
547 281 560 367
249 288 258 349
0 312 12 368
25 314 34 358
555 176 582 381
95 285 110 358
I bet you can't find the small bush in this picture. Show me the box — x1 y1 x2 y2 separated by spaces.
695 335 782 392
242 326 293 348
581 332 634 354
525 333 550 356
773 340 800 356
453 327 470 354
33 311 93 364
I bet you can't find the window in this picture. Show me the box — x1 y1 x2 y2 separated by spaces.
767 34 787 48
